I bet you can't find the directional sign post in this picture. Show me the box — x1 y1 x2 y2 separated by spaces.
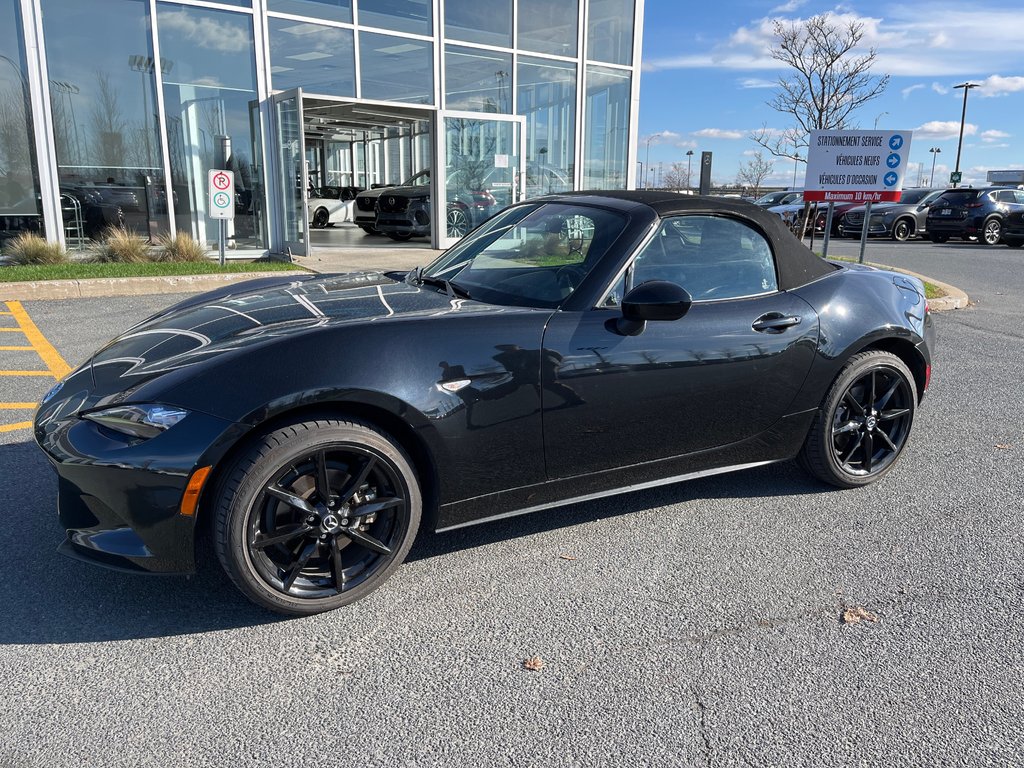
208 169 235 265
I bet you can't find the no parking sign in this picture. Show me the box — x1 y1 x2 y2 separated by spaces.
208 169 235 220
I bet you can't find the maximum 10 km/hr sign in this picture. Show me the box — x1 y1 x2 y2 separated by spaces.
208 169 235 220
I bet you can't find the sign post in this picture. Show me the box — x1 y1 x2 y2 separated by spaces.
804 130 913 261
208 169 235 265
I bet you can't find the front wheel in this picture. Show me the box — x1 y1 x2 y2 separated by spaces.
311 208 329 229
891 218 912 241
982 218 1003 245
214 419 422 615
446 206 471 238
798 351 917 488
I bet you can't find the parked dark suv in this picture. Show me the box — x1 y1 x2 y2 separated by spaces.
1000 205 1024 248
840 188 944 241
925 186 1024 245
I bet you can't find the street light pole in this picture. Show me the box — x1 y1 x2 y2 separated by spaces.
929 147 941 186
953 82 978 187
644 134 657 190
792 153 800 188
686 149 694 193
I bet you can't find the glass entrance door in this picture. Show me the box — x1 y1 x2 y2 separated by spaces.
436 113 525 249
272 89 308 257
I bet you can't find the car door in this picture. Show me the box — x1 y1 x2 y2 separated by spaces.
541 214 820 480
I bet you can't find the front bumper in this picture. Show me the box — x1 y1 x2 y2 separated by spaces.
35 374 244 575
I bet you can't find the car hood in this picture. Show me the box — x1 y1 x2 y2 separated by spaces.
86 271 501 391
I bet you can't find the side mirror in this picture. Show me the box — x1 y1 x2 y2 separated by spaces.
617 280 692 336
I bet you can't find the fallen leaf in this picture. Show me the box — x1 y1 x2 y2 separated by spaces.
995 444 1012 450
559 554 577 561
523 655 545 672
841 606 879 625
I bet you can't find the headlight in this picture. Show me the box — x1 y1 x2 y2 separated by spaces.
82 404 189 439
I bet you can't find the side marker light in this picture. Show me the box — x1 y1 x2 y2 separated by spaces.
180 466 212 517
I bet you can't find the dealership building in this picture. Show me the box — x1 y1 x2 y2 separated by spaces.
0 0 643 257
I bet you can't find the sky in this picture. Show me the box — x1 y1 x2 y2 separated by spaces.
638 0 1024 189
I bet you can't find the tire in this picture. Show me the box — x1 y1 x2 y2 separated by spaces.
214 419 422 616
982 217 1003 245
386 232 414 241
891 218 913 242
798 351 917 489
359 225 380 235
929 233 949 243
446 206 471 238
311 208 329 229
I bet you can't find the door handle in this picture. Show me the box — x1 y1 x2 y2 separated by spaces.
752 313 802 333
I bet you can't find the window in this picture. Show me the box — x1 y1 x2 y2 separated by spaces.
359 31 433 104
444 0 511 47
626 216 777 302
518 57 576 198
587 0 634 65
268 18 355 96
444 45 512 113
518 0 578 57
268 0 351 23
582 64 630 189
358 0 432 36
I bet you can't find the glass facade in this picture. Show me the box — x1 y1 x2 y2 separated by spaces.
0 0 44 253
6 0 641 255
519 56 576 197
41 0 169 244
158 3 266 249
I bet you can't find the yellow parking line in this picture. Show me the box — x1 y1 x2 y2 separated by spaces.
0 403 37 409
0 346 34 351
0 371 53 376
0 328 24 332
3 301 71 380
0 421 33 433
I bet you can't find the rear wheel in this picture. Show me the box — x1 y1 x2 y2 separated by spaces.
982 217 1003 245
311 208 329 229
446 206 471 238
799 351 917 488
891 218 913 241
215 419 421 615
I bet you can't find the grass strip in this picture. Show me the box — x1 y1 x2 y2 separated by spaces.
0 261 304 283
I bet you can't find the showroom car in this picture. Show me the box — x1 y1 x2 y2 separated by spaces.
374 169 498 241
352 170 430 235
925 186 1024 244
840 188 944 241
306 185 362 229
35 191 935 616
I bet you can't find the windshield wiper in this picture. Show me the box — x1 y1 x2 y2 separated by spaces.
418 274 472 300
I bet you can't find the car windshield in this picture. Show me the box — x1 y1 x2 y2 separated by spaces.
899 189 934 204
421 202 628 309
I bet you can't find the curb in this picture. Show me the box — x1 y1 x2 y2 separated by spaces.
863 262 969 311
0 271 303 302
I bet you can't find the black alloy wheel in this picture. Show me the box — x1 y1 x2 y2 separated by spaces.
215 419 421 615
446 206 471 238
891 218 912 241
799 351 917 488
312 208 330 229
982 217 1003 245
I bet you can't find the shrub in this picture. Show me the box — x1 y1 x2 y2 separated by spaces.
156 232 209 263
92 226 151 263
4 233 69 265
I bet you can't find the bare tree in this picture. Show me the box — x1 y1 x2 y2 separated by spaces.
735 152 774 197
750 15 889 162
661 162 688 190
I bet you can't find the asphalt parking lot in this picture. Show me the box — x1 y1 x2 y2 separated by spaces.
1 238 1021 767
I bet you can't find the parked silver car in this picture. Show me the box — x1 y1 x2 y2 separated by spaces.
839 188 944 241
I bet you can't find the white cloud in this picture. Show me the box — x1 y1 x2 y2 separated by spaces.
641 130 681 145
978 75 1024 96
913 121 978 140
981 130 1011 142
932 83 950 96
642 6 1024 78
739 78 776 89
159 10 250 53
769 0 807 12
901 84 925 98
693 128 745 140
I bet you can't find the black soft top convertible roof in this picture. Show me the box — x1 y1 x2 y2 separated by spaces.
549 190 838 292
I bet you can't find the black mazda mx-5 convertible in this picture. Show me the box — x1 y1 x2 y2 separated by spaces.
35 192 935 615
